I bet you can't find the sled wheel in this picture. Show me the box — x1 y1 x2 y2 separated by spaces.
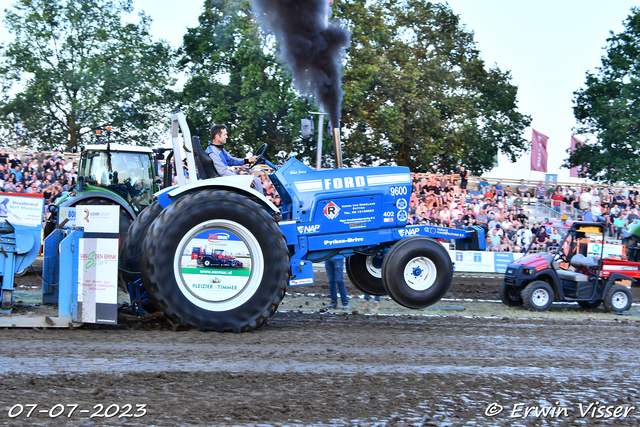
603 284 632 313
119 202 163 285
522 281 554 311
203 259 212 268
578 300 601 309
346 253 386 296
381 236 453 309
141 190 288 332
499 282 523 306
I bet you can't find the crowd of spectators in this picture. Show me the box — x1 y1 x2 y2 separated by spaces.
408 173 544 253
0 148 78 207
406 173 639 253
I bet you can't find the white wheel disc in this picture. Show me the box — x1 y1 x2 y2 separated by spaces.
403 256 437 291
173 219 264 312
611 291 629 310
532 288 550 307
366 255 383 279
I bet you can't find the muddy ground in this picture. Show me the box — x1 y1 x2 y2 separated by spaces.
1 266 640 426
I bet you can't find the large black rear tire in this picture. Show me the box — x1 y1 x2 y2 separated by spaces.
119 202 163 285
140 190 288 332
381 236 453 309
346 253 386 296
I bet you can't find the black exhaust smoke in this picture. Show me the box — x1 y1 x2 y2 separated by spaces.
250 0 350 165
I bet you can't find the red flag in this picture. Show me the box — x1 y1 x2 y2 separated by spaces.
570 136 582 178
530 129 548 172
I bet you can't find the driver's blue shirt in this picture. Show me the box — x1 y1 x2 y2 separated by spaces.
205 144 246 177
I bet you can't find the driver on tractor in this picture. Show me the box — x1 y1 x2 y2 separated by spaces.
206 124 263 194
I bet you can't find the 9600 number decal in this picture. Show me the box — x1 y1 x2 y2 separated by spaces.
390 186 408 196
8 403 147 419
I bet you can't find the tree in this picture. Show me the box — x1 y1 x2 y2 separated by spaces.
0 0 175 150
176 0 312 163
571 8 640 184
335 0 531 173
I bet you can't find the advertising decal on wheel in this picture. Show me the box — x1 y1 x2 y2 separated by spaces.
179 228 252 302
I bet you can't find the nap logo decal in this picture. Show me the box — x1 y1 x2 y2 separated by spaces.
323 201 340 219
297 224 321 234
398 227 419 237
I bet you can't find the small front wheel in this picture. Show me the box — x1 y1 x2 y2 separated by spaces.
522 281 554 311
381 236 453 309
500 282 523 306
603 284 632 313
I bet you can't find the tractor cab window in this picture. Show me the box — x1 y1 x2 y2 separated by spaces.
85 151 155 213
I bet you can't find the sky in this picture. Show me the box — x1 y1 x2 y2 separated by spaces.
0 0 637 182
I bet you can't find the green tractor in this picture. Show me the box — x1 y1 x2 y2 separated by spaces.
45 142 163 241
622 220 640 261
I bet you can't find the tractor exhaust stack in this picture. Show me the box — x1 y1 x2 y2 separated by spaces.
332 127 343 169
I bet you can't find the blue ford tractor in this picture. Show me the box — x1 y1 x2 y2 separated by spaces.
120 113 484 332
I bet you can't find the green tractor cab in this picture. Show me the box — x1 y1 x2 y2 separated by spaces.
46 144 161 241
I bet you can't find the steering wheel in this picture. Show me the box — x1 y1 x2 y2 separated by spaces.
250 143 268 169
555 251 569 265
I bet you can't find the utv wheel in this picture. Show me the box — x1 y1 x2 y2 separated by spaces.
381 236 453 309
578 300 601 309
346 253 386 296
522 281 554 311
141 190 288 332
603 284 632 313
500 282 523 306
119 202 163 285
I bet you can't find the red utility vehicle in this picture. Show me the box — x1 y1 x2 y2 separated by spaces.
501 222 634 312
191 247 244 268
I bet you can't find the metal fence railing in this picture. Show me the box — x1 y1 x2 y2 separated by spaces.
533 199 584 222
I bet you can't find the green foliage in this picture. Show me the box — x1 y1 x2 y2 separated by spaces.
175 0 312 162
0 0 175 149
336 0 530 173
571 8 640 184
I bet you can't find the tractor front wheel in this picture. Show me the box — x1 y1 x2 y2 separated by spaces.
346 253 386 296
141 190 288 332
381 236 453 309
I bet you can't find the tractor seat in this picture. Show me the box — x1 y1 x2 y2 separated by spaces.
191 136 219 179
569 254 599 269
557 270 591 282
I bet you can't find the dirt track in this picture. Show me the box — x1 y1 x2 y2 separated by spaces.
2 269 640 426
1 313 639 426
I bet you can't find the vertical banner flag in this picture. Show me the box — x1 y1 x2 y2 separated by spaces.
530 129 549 172
570 136 582 178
